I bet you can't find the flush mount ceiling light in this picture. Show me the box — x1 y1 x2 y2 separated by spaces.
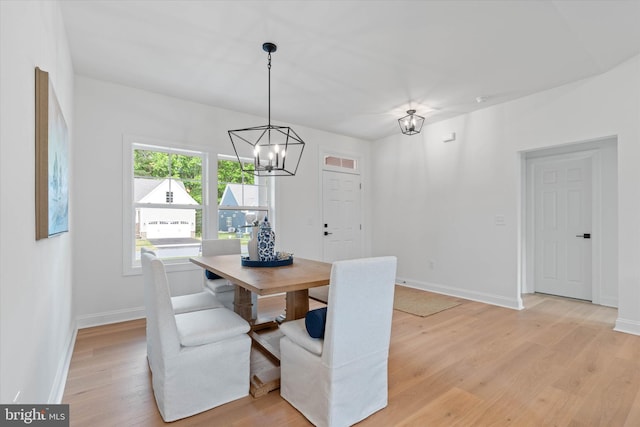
398 109 425 136
228 42 305 177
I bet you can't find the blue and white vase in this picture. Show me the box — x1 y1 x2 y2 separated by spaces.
258 216 276 261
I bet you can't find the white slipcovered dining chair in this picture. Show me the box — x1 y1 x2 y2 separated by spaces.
140 246 223 314
141 252 251 422
141 250 223 374
202 239 258 319
279 256 397 427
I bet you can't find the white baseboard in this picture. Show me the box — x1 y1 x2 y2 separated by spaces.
48 324 77 404
396 277 524 310
46 308 145 404
614 317 640 336
47 308 145 404
76 306 146 330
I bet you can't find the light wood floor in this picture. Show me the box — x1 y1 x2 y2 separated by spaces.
63 293 640 426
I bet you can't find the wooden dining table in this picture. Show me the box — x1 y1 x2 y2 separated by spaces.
190 254 332 323
189 254 332 397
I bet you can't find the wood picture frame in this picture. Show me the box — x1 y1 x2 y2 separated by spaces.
35 67 69 240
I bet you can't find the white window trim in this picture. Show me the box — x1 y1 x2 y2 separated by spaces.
122 134 211 276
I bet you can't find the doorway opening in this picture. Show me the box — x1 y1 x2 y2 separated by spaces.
320 152 362 263
521 137 618 308
310 152 363 304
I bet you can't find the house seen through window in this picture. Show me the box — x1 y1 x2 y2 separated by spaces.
126 146 271 270
217 157 270 254
133 145 204 263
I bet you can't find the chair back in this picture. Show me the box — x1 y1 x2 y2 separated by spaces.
141 252 157 359
141 251 155 315
140 246 156 256
202 239 241 256
142 253 181 361
322 256 397 368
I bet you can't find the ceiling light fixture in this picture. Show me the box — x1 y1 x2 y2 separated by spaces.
228 42 305 177
398 109 425 136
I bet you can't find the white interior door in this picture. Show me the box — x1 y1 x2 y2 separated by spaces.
322 170 362 262
533 156 592 300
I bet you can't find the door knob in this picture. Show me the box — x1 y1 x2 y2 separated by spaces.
576 233 591 239
324 231 333 236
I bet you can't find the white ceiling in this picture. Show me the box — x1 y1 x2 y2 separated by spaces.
59 0 640 141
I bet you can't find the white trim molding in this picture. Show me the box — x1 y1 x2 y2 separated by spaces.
613 317 640 335
121 134 212 276
48 325 77 404
76 306 146 330
614 318 640 336
396 277 524 310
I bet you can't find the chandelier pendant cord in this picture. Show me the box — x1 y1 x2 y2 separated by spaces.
267 51 272 127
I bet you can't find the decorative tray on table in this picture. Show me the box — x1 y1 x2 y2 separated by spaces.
241 252 293 267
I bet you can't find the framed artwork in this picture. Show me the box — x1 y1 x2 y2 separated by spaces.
35 67 69 240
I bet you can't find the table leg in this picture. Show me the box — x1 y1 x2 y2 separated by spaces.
234 285 254 322
233 285 280 391
249 290 309 398
285 289 309 321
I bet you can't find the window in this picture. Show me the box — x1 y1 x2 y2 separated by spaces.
324 155 358 171
123 138 208 274
217 156 270 254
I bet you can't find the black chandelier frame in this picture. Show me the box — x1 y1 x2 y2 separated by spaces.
228 42 306 177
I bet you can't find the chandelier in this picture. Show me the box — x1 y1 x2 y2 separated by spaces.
228 42 305 177
398 109 425 136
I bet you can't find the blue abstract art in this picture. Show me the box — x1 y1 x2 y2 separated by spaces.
47 82 69 236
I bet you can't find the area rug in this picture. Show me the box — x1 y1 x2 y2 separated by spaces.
393 285 461 317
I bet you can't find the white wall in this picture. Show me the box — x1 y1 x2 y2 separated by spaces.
73 76 371 326
0 1 75 403
372 55 640 329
